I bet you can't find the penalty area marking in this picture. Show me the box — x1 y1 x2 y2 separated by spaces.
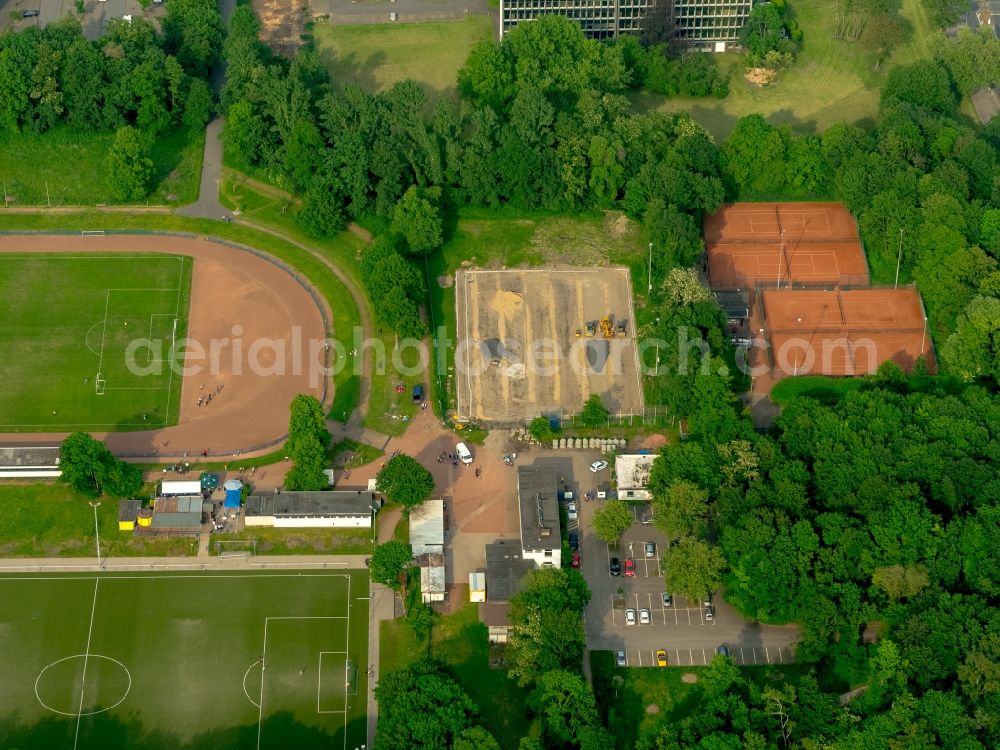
34 653 133 717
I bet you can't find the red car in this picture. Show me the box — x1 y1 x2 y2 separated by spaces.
624 559 635 577
571 551 581 568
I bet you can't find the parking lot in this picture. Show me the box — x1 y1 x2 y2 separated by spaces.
569 465 799 666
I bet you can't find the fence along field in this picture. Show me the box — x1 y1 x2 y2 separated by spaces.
0 253 191 431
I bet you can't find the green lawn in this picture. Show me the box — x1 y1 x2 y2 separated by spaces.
768 374 864 405
0 125 204 206
312 16 494 98
636 0 936 141
0 253 191 431
380 602 535 749
0 483 197 558
0 570 369 749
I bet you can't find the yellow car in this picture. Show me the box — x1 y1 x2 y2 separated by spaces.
655 650 668 667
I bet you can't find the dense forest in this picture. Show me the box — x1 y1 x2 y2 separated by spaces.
0 0 221 199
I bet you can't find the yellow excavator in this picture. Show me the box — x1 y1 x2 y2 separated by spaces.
599 316 614 338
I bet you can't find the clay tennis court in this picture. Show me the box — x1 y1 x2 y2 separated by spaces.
454 268 644 423
705 202 869 288
708 241 870 288
760 288 933 376
0 234 329 458
705 202 861 244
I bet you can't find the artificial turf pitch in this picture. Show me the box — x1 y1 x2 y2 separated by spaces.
0 571 369 750
0 253 192 431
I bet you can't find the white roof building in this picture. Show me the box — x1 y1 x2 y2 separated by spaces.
409 498 445 556
614 453 655 501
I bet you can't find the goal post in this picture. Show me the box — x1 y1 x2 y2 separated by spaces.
216 539 256 558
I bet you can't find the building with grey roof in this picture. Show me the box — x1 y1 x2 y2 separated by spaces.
0 445 60 478
244 491 378 528
485 539 537 602
517 465 562 568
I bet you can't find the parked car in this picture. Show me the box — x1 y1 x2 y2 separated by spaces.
609 557 622 576
644 541 656 558
566 501 577 522
22 9 39 16
571 551 581 568
568 532 579 550
456 442 473 465
704 604 714 622
717 645 730 657
656 649 668 667
412 383 423 402
589 459 609 473
624 559 635 577
639 608 651 625
615 650 627 667
625 608 637 625
662 592 672 607
389 11 397 20
703 593 713 608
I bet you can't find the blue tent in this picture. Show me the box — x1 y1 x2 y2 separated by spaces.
224 479 243 508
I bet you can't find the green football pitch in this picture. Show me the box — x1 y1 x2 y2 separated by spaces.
0 571 369 750
0 253 192 431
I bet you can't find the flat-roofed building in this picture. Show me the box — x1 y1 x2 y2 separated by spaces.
499 0 752 47
517 465 562 568
615 453 655 501
244 491 378 528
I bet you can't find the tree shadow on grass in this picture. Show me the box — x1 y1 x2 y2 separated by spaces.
0 709 356 750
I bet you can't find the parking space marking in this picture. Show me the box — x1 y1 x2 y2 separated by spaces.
765 647 770 663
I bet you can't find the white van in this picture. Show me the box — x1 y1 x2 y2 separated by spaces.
456 442 473 465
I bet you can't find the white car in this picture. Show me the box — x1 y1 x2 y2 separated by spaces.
625 608 637 625
639 608 651 625
566 501 578 521
590 460 609 473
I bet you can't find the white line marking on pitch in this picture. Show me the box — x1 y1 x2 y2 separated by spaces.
72 579 100 750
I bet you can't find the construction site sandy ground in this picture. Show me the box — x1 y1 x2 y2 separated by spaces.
252 0 309 56
454 268 645 423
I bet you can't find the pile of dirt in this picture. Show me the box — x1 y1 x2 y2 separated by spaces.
745 67 777 86
252 0 309 57
490 290 524 317
437 275 454 289
605 211 635 239
681 673 699 684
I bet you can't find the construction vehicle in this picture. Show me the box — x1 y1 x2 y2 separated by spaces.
575 328 582 338
599 316 614 338
585 321 597 337
616 319 627 337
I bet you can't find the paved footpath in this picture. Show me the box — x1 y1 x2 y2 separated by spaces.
0 552 392 749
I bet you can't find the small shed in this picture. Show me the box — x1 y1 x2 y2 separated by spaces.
117 499 140 531
417 553 446 603
469 572 486 603
224 478 243 509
